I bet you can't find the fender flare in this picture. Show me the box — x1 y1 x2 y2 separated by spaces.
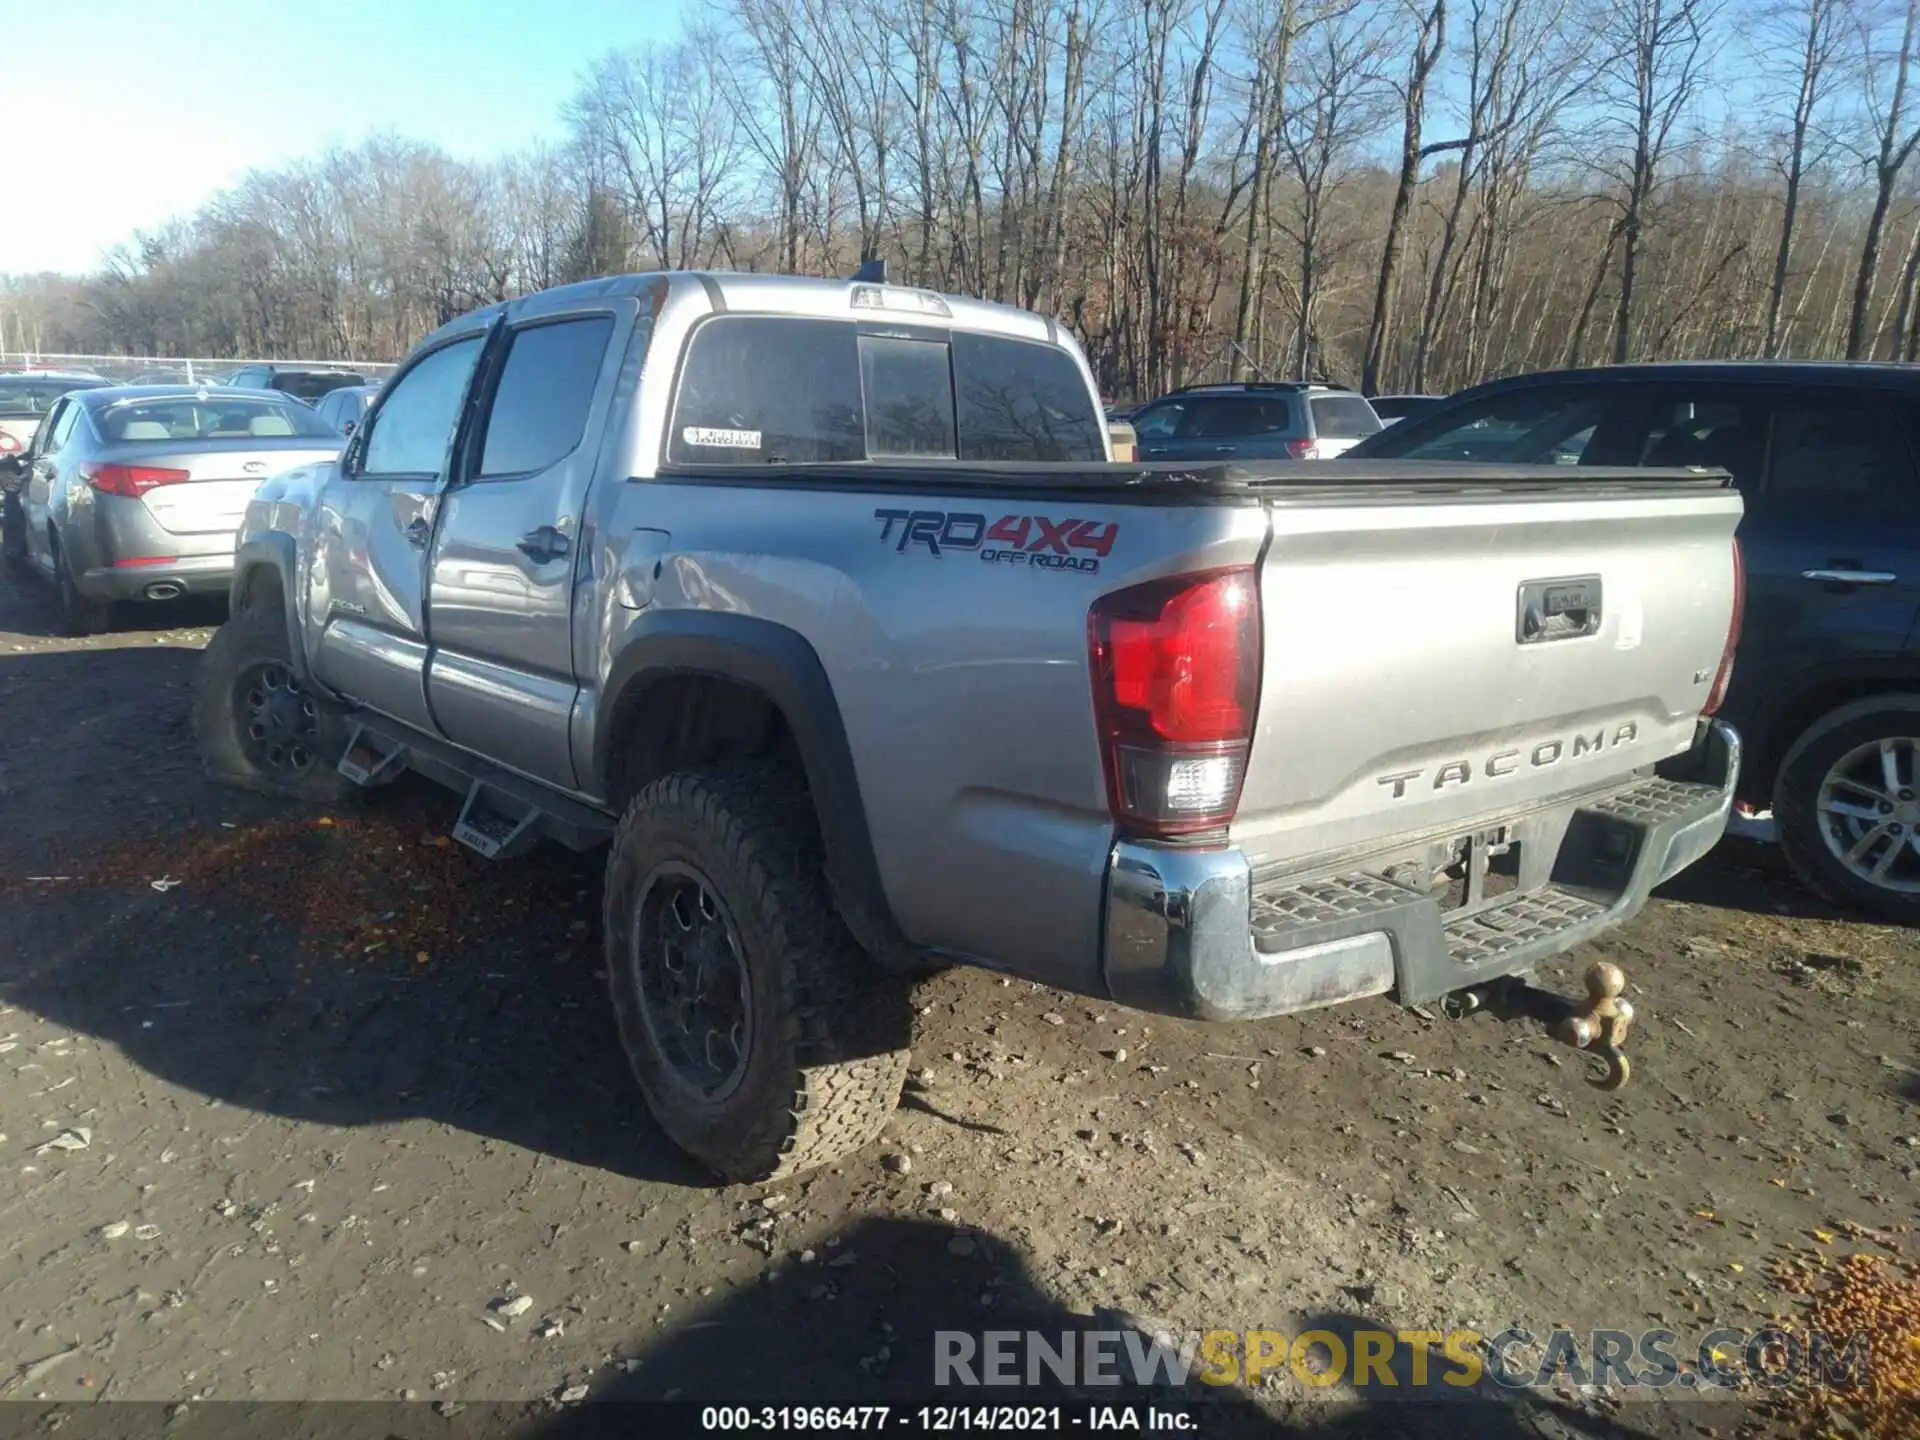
230 533 310 682
596 611 907 960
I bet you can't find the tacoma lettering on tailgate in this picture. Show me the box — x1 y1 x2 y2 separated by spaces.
873 508 1117 574
1376 722 1641 798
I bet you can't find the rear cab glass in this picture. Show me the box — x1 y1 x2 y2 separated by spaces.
1309 395 1382 439
667 316 1103 466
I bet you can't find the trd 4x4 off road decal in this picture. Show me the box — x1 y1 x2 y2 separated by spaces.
873 508 1117 574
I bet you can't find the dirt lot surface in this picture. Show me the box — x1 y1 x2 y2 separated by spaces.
2 565 1917 1437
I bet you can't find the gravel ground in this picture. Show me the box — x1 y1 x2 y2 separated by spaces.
1 565 1916 1436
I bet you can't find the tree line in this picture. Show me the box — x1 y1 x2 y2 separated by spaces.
4 0 1920 401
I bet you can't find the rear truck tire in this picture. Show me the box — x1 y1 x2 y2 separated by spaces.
604 763 913 1183
52 535 109 636
1775 694 1920 926
194 603 356 804
2 493 27 571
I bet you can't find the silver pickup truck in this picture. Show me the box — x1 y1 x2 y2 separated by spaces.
195 271 1744 1182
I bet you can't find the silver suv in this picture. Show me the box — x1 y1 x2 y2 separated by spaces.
1129 381 1382 461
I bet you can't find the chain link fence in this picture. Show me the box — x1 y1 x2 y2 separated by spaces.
0 353 400 385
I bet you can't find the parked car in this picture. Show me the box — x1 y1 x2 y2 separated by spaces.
194 271 1740 1182
1128 381 1382 461
1370 393 1446 426
1348 360 1920 923
0 372 111 459
0 386 342 633
314 383 378 436
225 364 366 405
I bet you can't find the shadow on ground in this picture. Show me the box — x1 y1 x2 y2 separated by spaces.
524 1215 1675 1439
0 564 226 639
0 640 709 1187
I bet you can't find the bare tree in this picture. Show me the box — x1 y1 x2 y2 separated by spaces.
1278 8 1394 380
1846 0 1920 357
1757 0 1849 355
1360 0 1447 394
1593 0 1723 364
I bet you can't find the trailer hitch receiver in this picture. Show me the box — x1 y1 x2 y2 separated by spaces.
1442 961 1635 1090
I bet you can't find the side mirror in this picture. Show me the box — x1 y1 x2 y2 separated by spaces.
341 419 357 435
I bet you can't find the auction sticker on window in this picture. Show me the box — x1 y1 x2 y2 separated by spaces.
682 426 762 450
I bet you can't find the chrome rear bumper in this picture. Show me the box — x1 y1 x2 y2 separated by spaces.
1100 720 1741 1021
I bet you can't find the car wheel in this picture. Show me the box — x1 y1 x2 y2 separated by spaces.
194 604 354 803
1775 694 1920 925
603 763 912 1182
52 535 109 636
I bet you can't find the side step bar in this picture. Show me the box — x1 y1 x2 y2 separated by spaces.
339 722 411 787
335 715 616 857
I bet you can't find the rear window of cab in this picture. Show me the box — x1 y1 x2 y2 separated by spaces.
667 316 1104 466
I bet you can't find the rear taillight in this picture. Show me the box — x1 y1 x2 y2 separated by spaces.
1284 438 1322 460
1088 567 1261 839
0 432 18 454
1704 537 1744 716
82 463 190 498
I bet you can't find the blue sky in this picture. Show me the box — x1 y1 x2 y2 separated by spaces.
0 0 689 275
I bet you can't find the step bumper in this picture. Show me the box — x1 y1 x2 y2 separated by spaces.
1100 720 1741 1021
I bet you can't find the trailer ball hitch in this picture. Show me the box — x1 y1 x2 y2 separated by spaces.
1442 961 1635 1091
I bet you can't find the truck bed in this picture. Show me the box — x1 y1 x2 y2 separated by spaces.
653 459 1734 502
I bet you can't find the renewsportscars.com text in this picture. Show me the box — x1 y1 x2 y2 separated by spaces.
934 1326 1869 1394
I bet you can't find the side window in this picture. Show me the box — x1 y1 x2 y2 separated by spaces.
859 335 956 459
476 315 616 478
360 336 485 478
1131 401 1186 440
1598 389 1765 487
669 316 863 465
42 402 80 454
951 332 1104 461
1189 397 1293 437
1390 386 1607 465
1764 394 1918 512
1310 395 1382 440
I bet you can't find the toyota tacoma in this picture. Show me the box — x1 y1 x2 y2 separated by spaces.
196 270 1745 1182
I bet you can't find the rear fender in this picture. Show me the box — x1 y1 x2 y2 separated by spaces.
595 611 908 962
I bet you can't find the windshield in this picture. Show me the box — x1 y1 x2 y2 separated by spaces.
99 394 337 442
0 377 109 415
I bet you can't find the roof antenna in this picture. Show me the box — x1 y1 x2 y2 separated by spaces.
851 256 887 283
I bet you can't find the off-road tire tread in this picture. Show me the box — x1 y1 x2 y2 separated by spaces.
604 763 911 1183
1775 693 1920 926
195 604 354 804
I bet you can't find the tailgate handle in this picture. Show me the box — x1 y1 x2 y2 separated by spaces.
1517 575 1603 645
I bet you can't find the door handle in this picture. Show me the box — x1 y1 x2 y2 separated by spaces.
1802 568 1897 585
517 526 571 564
404 516 431 548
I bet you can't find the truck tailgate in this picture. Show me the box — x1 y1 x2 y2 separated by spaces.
1232 480 1743 872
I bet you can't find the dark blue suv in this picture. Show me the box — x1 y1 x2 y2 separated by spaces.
1351 361 1920 924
